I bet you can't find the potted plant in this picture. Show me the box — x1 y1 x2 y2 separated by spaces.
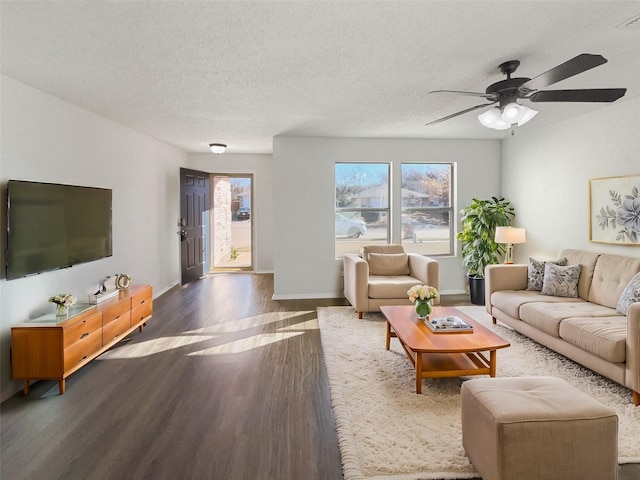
457 197 515 305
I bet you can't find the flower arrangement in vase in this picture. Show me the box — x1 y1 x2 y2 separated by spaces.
407 285 439 320
49 294 77 316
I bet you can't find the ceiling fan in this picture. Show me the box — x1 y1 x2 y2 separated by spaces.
426 53 627 130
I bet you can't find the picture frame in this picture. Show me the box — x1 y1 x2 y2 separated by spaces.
589 174 640 246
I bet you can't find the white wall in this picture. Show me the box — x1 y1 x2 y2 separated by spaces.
501 97 640 262
0 76 185 401
272 136 502 299
187 153 274 273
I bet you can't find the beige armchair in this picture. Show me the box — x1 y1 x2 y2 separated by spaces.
343 244 439 318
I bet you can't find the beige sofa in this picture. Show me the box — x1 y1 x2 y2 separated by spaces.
343 244 439 319
485 249 640 406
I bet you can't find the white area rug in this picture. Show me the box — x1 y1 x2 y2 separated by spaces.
317 306 640 480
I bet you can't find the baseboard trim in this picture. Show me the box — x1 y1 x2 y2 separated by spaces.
272 292 344 300
272 289 468 301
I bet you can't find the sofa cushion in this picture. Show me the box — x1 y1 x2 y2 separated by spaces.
519 301 613 338
559 316 627 363
617 272 640 315
368 275 420 299
560 249 601 300
526 257 568 291
366 252 410 276
589 254 640 309
541 263 581 298
491 290 582 319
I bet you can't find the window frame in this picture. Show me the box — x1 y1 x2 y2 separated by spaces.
399 162 454 256
335 161 454 257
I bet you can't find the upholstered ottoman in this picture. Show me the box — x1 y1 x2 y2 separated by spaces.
460 377 618 480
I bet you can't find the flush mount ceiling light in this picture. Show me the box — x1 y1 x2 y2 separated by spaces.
478 103 538 130
209 143 227 154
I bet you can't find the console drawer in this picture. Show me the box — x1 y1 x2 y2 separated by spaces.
64 329 103 371
131 286 152 308
103 311 131 344
102 300 131 326
131 301 153 326
63 312 102 349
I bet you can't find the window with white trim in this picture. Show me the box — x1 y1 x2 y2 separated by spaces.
335 162 453 257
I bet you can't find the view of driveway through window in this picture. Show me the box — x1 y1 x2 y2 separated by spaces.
335 163 453 257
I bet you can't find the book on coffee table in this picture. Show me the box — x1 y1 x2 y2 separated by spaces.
425 315 474 333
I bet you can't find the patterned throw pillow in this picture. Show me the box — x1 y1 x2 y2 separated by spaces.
616 272 640 315
526 257 568 291
541 263 582 298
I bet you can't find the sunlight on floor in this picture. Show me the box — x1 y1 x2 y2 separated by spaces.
187 331 305 355
96 311 318 359
183 310 315 334
97 334 220 359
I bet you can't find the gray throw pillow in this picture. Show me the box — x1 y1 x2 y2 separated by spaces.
526 257 568 291
616 272 640 315
541 263 581 298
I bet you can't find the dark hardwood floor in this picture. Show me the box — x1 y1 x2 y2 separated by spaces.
2 274 638 480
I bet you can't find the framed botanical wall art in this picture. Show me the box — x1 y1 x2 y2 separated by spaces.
589 174 640 246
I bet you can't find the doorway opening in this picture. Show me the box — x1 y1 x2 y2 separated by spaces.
210 174 253 272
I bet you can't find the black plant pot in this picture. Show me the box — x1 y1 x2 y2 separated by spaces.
468 275 485 305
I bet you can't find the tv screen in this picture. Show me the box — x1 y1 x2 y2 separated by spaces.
6 180 113 280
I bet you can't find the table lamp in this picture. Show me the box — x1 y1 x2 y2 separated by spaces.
495 227 526 264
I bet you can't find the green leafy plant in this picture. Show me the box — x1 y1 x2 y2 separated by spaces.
457 197 515 278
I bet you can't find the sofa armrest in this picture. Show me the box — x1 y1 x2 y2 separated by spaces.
407 254 439 304
343 254 370 313
484 264 528 314
626 302 640 404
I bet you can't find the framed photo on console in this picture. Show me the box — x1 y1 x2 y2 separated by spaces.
589 174 640 246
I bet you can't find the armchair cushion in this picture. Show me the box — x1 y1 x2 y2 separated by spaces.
368 275 421 299
366 253 410 276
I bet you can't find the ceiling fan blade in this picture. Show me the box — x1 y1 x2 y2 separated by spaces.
520 54 608 92
425 103 496 126
430 90 497 100
529 88 627 103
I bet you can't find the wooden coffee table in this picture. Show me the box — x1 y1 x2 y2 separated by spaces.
381 305 510 394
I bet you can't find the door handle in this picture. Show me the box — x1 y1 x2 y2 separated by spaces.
177 230 187 241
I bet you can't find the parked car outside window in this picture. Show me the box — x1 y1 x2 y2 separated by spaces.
335 213 366 238
237 207 251 220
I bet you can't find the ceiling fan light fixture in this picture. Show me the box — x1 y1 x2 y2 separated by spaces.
516 106 538 126
501 103 538 126
209 143 227 154
502 102 522 120
478 108 510 130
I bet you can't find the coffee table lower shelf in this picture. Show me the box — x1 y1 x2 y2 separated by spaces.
398 341 496 391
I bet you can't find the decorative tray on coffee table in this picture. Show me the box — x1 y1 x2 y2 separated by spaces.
425 316 474 334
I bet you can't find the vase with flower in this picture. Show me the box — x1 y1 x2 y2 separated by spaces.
407 285 439 320
49 294 77 317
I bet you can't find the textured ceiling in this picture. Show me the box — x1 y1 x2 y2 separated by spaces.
1 1 639 154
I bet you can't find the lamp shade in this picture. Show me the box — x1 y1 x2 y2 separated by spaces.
495 226 526 244
209 143 227 154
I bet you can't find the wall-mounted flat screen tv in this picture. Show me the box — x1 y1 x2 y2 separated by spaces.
6 180 113 280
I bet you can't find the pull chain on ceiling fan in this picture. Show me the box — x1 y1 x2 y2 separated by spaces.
426 54 627 130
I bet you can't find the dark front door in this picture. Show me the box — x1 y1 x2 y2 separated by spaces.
179 168 209 285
